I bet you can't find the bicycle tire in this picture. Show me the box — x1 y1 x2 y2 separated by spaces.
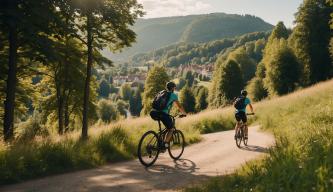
137 130 160 167
235 128 242 148
168 130 185 160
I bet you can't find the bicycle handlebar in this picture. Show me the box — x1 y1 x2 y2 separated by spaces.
170 114 187 118
246 113 255 116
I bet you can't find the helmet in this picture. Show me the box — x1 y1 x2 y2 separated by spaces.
241 90 247 96
166 81 176 91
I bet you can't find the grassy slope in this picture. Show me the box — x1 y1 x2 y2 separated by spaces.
0 101 236 185
184 79 333 192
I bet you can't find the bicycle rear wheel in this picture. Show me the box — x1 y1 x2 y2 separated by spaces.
243 135 248 146
235 129 242 148
168 130 185 160
137 131 160 167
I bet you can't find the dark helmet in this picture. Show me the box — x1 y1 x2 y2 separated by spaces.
241 90 248 96
166 81 176 91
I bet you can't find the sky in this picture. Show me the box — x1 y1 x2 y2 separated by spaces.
137 0 303 27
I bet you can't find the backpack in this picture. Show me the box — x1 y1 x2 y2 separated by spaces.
234 96 246 110
152 90 171 111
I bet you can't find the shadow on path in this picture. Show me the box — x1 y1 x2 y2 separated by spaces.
240 145 269 153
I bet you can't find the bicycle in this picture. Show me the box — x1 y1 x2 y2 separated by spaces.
235 113 254 148
137 114 186 167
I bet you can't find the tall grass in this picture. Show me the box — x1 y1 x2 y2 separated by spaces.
185 79 333 192
0 104 237 185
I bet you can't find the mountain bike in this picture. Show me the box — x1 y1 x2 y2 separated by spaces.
137 114 186 167
235 113 254 148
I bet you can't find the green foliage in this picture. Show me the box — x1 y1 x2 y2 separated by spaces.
186 80 333 192
184 71 195 87
116 100 129 118
129 89 142 116
210 58 244 107
177 78 187 91
181 14 273 43
228 47 257 83
263 39 301 96
0 126 136 184
131 31 270 67
195 87 208 112
141 65 169 115
179 85 196 113
247 77 268 102
289 0 333 84
119 84 132 101
97 99 118 123
108 13 273 61
98 79 110 98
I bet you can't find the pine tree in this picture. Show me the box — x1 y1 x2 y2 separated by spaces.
179 84 196 113
120 84 132 101
129 89 142 116
289 0 332 84
141 66 169 115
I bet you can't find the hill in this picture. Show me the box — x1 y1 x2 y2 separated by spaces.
185 79 333 192
104 13 273 62
130 31 270 67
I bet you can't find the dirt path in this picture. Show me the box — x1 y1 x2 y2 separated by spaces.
1 126 274 192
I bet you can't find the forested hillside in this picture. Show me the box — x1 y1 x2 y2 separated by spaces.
130 31 270 67
105 13 273 61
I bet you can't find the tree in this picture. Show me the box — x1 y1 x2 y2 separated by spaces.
289 0 332 84
247 77 268 102
269 21 290 41
141 65 169 115
0 0 71 141
228 47 257 83
98 79 110 98
116 100 128 118
97 99 118 123
179 85 196 113
74 0 143 139
177 78 186 90
195 87 208 112
210 59 243 107
119 84 132 101
183 71 195 87
329 0 333 61
264 39 301 96
129 89 142 116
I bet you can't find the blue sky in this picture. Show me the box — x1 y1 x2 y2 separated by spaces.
137 0 303 27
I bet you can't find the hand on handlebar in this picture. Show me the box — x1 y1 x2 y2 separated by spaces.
179 114 187 118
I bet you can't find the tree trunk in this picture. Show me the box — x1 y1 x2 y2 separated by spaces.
82 14 93 139
56 85 64 135
3 25 18 142
64 95 70 133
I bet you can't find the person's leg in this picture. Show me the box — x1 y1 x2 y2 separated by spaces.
234 113 241 139
160 113 174 144
241 112 248 138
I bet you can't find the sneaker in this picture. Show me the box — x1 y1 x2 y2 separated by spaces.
244 135 248 140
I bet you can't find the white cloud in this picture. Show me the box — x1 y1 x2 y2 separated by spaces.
138 0 213 18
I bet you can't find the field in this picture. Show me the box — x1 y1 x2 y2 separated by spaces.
0 102 235 184
184 79 333 192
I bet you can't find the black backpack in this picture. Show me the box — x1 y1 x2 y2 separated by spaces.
152 90 171 111
234 96 246 110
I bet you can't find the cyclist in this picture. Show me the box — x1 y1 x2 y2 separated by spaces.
150 81 187 149
234 90 254 140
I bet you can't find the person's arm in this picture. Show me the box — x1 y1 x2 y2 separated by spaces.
174 100 187 115
248 103 254 113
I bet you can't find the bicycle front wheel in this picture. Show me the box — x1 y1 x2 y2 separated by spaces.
235 129 242 148
168 130 185 160
137 131 160 167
